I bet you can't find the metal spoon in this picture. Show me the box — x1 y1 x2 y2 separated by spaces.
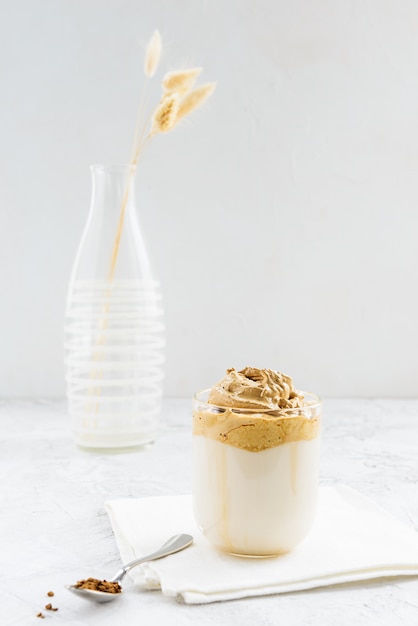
67 533 193 603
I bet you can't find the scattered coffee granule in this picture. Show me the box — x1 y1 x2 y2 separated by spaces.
45 603 58 611
47 591 54 597
74 577 122 594
36 613 45 619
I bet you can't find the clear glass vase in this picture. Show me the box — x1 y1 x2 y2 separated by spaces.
64 164 165 451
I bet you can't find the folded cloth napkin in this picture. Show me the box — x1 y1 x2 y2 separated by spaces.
105 485 418 604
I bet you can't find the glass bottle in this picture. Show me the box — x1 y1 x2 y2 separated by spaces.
64 164 164 450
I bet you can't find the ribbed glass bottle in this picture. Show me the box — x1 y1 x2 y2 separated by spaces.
64 164 164 450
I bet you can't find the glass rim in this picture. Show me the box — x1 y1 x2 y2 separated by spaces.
90 163 137 174
193 388 322 414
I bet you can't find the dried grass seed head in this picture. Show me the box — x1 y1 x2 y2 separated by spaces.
162 67 202 95
176 82 216 123
151 93 180 135
144 30 162 77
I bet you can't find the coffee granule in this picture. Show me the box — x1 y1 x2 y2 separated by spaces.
47 591 54 597
36 612 45 619
74 577 122 594
45 603 58 611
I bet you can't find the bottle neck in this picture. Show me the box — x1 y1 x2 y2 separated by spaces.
67 163 154 286
90 164 137 215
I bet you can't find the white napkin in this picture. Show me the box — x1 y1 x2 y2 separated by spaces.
105 485 418 604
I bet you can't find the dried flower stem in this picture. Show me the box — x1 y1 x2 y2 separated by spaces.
108 31 162 280
129 83 148 165
107 34 215 281
107 166 136 281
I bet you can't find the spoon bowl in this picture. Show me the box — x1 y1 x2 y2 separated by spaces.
67 533 193 603
67 586 124 603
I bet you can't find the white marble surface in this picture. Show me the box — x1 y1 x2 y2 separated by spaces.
3 398 418 625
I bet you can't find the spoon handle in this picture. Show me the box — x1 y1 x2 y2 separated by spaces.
110 533 193 583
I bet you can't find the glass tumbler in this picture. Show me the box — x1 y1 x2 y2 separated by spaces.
192 390 321 557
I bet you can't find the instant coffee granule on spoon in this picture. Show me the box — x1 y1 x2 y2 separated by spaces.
74 578 122 594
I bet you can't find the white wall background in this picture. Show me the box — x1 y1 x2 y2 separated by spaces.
1 0 418 398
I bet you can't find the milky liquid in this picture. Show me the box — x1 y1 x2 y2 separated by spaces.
65 280 164 449
193 435 320 556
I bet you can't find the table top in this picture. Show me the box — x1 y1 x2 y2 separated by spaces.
3 398 418 625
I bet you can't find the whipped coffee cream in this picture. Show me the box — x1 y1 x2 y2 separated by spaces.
192 368 321 557
208 367 305 410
